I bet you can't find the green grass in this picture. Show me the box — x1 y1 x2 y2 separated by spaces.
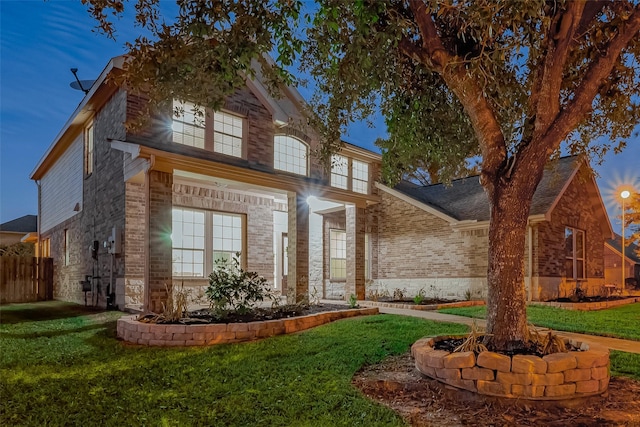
0 301 468 427
439 303 640 341
610 351 640 381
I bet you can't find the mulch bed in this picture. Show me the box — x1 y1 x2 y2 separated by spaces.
138 303 353 324
353 352 640 426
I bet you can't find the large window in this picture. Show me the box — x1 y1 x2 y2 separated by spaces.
330 229 346 280
213 111 243 157
565 227 585 279
212 212 243 265
85 123 94 175
172 208 245 277
172 208 206 277
331 155 348 189
172 100 205 149
352 159 369 194
274 135 308 176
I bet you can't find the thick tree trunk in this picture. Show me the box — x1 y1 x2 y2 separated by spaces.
484 175 535 351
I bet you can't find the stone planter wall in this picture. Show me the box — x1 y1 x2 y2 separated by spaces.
360 300 485 311
117 307 378 346
532 297 639 311
412 336 610 400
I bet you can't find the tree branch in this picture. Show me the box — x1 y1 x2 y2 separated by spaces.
534 1 586 137
406 0 507 184
538 5 640 157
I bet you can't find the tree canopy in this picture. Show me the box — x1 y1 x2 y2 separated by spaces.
83 0 640 350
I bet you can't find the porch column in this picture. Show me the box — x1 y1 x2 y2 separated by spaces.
346 205 366 300
146 170 173 313
287 192 309 303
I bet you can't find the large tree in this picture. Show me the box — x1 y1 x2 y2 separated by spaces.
84 0 640 351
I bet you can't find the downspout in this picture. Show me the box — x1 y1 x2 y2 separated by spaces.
143 155 156 313
527 223 533 302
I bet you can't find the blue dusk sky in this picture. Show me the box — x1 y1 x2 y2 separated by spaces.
1 1 638 235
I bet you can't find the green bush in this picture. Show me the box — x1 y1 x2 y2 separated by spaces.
205 253 273 316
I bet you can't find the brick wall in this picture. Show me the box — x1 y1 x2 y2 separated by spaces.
535 167 607 300
42 90 128 307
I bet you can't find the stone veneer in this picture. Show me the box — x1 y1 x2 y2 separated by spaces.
118 307 378 346
412 335 609 400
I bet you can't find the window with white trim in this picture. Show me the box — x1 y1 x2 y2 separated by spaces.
172 208 245 277
212 212 243 265
172 100 205 149
352 159 369 194
564 227 585 279
274 135 308 176
331 155 348 189
213 111 243 157
172 208 206 277
330 229 346 280
85 123 94 175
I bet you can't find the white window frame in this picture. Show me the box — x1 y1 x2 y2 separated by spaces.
331 155 349 190
330 229 346 280
85 122 94 175
172 100 206 149
565 227 585 280
352 159 369 194
172 208 206 277
274 135 308 176
172 207 245 278
213 111 243 158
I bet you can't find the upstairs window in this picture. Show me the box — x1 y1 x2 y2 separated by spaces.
172 100 205 149
565 227 585 279
213 111 243 157
352 159 369 194
274 135 308 176
330 229 347 280
331 155 348 189
85 123 94 175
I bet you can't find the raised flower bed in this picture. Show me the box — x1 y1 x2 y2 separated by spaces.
118 307 378 346
411 335 609 400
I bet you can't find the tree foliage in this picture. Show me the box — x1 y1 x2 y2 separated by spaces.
81 0 640 350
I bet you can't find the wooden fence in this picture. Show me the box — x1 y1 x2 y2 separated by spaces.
0 257 53 304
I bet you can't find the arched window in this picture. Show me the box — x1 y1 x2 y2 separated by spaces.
274 135 308 176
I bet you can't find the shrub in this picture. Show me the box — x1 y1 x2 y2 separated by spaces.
206 253 273 317
413 288 426 305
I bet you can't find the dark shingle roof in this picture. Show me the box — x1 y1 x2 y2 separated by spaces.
0 215 38 233
607 234 640 264
394 156 579 221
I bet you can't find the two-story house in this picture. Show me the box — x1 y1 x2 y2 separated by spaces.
31 56 614 311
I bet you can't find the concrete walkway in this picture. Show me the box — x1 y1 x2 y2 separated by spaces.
374 305 640 354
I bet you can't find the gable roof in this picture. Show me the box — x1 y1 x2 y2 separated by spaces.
393 156 579 221
607 233 640 264
0 215 37 233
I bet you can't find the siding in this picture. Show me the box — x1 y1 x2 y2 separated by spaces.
40 134 83 233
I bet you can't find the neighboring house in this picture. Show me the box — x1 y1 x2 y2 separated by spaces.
604 235 640 288
0 215 37 246
31 56 615 311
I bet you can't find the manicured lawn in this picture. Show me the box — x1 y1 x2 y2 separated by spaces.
439 303 640 341
1 301 468 426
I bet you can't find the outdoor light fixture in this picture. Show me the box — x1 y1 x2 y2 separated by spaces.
620 190 631 291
